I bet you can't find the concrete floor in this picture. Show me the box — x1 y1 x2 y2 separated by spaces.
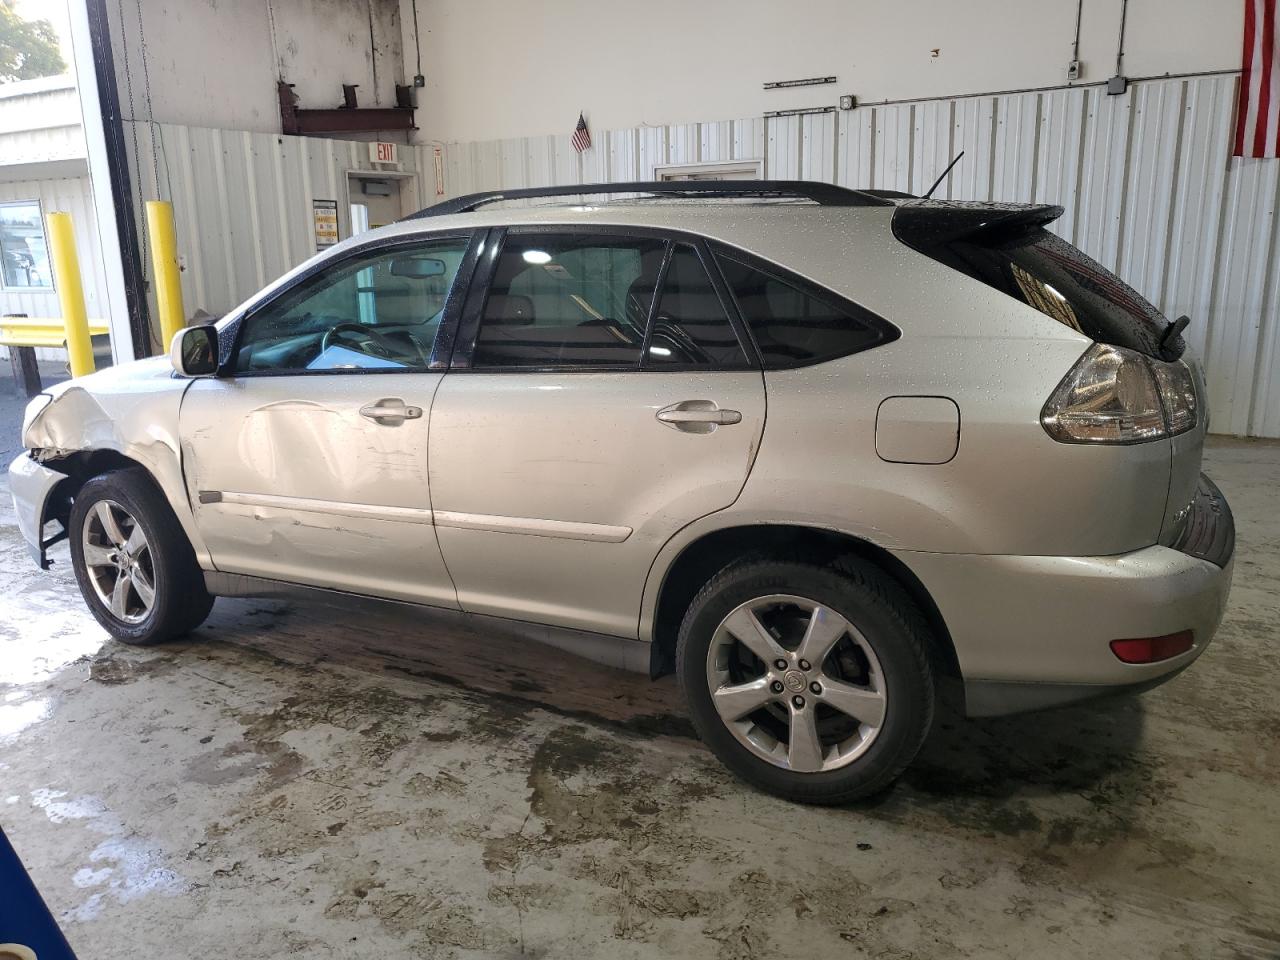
2 374 1278 958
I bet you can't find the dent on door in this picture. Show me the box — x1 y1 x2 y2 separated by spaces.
181 376 454 606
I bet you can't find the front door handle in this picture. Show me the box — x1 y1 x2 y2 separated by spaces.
656 400 742 433
360 398 423 426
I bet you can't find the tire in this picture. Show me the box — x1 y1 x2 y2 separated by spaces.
69 467 214 645
677 557 934 805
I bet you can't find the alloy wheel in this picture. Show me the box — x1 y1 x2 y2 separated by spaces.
82 500 157 624
705 594 886 773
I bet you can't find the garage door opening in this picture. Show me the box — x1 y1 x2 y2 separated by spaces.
654 160 763 181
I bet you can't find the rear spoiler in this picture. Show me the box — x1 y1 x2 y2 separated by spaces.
891 200 1065 249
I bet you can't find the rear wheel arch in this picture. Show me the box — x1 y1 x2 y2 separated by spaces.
647 523 960 685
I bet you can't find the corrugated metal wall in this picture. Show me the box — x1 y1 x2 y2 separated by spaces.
122 73 1278 437
434 72 1280 439
0 175 109 364
0 77 97 364
121 121 431 335
0 76 85 166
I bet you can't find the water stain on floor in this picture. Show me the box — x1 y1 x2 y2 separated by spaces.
2 439 1279 958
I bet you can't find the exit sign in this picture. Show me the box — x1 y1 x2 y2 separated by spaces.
369 141 399 164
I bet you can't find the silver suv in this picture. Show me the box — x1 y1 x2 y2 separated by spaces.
10 181 1234 804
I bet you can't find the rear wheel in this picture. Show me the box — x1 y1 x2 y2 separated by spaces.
69 468 214 645
677 558 934 804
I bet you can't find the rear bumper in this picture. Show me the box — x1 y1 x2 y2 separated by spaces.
895 473 1235 717
1162 473 1234 567
8 452 69 569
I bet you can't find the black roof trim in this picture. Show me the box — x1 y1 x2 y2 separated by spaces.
406 180 895 219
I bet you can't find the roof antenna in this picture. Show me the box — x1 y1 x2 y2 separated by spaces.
923 150 965 200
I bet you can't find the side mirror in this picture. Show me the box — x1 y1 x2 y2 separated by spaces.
169 325 219 377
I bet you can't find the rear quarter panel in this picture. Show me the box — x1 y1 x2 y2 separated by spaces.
706 208 1174 557
739 335 1172 556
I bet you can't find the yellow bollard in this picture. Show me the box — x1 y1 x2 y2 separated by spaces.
145 200 185 352
46 212 95 378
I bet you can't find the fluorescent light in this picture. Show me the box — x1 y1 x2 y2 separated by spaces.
523 250 552 265
648 345 672 357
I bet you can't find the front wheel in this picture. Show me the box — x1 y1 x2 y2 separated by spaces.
69 467 214 645
677 558 934 804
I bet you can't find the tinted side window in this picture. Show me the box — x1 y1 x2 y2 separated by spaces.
472 233 664 369
235 238 469 373
715 253 892 368
644 245 749 369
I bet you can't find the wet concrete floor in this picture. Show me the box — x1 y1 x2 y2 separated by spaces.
1 424 1277 958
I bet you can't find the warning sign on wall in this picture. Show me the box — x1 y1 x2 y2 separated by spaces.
312 199 339 249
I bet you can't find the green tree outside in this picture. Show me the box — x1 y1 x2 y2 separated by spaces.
1 0 66 83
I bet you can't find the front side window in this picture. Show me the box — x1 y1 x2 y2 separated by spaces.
715 252 894 368
0 200 53 290
234 237 470 373
472 233 665 369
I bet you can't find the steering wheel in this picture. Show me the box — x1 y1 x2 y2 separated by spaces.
321 322 406 360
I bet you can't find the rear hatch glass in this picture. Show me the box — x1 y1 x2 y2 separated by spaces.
893 202 1182 359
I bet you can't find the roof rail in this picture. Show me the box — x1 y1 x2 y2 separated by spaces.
406 179 894 219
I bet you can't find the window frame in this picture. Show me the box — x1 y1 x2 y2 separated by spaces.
707 241 901 370
221 229 483 378
449 224 760 374
0 198 55 292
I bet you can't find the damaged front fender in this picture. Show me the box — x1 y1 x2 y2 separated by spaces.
15 357 211 567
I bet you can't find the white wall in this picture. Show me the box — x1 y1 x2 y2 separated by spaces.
402 0 1242 144
120 121 437 331
430 73 1280 440
0 76 86 177
0 174 109 363
107 0 404 135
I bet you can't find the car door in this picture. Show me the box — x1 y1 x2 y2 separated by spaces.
427 228 766 637
180 232 479 607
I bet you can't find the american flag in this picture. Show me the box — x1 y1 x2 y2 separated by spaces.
571 112 591 153
1234 0 1280 158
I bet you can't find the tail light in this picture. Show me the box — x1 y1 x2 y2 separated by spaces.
1042 343 1199 444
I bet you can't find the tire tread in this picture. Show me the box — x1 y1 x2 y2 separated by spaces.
676 554 934 804
69 467 214 645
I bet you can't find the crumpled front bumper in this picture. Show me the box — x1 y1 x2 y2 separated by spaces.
8 452 70 569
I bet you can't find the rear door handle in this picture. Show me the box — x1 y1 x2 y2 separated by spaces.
360 398 423 426
656 400 742 433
